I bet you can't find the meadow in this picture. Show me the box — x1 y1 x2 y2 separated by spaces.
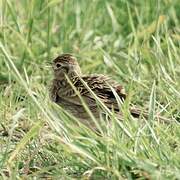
0 0 180 179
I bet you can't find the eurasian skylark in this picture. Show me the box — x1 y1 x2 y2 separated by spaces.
50 53 170 128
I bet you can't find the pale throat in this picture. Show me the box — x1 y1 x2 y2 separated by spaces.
54 70 79 85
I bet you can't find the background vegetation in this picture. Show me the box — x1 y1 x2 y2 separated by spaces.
0 0 179 179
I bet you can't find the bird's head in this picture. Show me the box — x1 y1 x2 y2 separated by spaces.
52 54 81 80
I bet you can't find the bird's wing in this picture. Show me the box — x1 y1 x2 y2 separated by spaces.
81 74 126 110
57 74 126 110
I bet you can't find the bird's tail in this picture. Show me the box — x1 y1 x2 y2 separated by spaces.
129 107 173 124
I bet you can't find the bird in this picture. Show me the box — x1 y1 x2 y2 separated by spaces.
50 53 171 129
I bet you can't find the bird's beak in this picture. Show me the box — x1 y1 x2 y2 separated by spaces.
45 62 53 68
47 62 53 65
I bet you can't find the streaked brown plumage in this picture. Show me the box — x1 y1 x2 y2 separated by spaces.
50 53 171 128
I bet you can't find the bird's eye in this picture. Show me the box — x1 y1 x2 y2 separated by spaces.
56 63 61 68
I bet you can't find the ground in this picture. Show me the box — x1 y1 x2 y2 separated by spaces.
0 0 180 179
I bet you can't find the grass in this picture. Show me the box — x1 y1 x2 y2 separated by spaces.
0 0 180 179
